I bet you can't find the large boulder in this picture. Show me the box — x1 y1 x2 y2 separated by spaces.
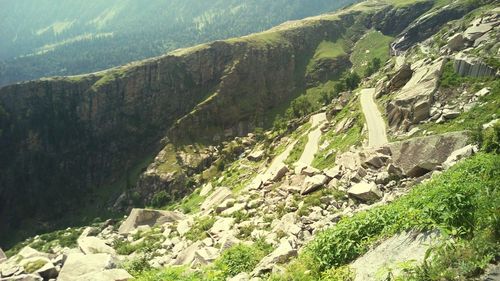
57 253 117 281
269 164 289 183
389 131 469 177
351 231 439 281
35 262 59 280
386 58 445 130
200 187 233 212
387 63 413 93
118 208 184 234
348 182 382 202
171 242 202 266
210 217 235 236
447 33 468 52
301 175 329 195
77 236 116 255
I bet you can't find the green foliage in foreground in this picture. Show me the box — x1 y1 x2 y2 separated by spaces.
133 240 273 281
273 152 499 280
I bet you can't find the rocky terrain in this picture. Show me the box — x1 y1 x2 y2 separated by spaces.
0 0 499 280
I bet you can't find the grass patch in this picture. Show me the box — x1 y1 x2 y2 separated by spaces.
165 189 204 214
185 217 216 242
6 227 82 257
274 152 499 280
350 30 393 74
285 134 308 165
312 101 364 169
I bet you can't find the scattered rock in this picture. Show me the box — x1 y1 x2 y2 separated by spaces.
1 274 43 281
75 268 133 281
270 164 289 182
118 208 184 234
348 182 382 202
324 166 342 179
442 144 477 170
194 247 219 265
57 253 117 281
442 108 460 120
301 175 329 195
77 236 116 255
172 242 202 266
177 218 193 237
447 33 468 51
247 150 265 162
387 63 413 93
200 187 233 212
210 217 235 236
35 262 59 280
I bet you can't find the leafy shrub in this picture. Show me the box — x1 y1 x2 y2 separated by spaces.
150 191 170 208
134 266 202 281
481 123 500 153
24 259 47 273
207 243 269 280
294 153 499 277
321 265 355 281
125 255 152 276
364 57 381 77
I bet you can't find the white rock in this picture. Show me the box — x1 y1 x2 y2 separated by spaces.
201 187 233 212
57 253 116 281
77 236 116 255
200 182 213 197
348 182 382 202
118 208 185 234
210 217 235 236
301 175 329 195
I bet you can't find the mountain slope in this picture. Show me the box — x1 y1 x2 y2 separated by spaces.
0 0 356 86
0 0 498 280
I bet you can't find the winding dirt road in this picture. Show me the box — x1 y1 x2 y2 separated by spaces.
360 88 388 147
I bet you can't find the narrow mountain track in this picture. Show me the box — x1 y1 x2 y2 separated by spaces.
360 88 388 147
296 112 327 166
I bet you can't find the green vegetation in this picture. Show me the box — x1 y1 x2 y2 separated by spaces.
420 72 499 135
307 40 348 73
6 227 82 257
133 240 273 281
298 188 347 217
312 102 364 169
285 134 309 165
350 30 393 74
273 152 499 280
24 259 48 274
185 217 216 241
165 189 204 214
114 227 164 255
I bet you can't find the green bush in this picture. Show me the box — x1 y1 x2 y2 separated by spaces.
134 266 202 281
482 123 500 153
151 191 170 208
207 243 270 280
289 153 499 278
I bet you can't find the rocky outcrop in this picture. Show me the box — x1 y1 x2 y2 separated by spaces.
351 231 439 281
118 208 185 234
388 131 470 177
391 1 475 53
386 58 445 131
453 53 496 77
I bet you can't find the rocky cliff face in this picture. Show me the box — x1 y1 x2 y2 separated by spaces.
0 0 436 242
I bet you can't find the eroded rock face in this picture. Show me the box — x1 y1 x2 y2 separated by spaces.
389 131 469 177
453 53 496 78
118 208 185 234
351 231 439 281
386 58 446 131
391 2 474 53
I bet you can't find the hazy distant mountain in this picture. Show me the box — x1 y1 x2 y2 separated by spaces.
0 0 356 86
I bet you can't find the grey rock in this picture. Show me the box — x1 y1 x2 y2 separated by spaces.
351 231 439 281
348 182 382 202
200 187 233 212
57 253 116 281
35 262 58 280
447 33 468 51
301 175 329 195
453 53 495 78
118 208 184 234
